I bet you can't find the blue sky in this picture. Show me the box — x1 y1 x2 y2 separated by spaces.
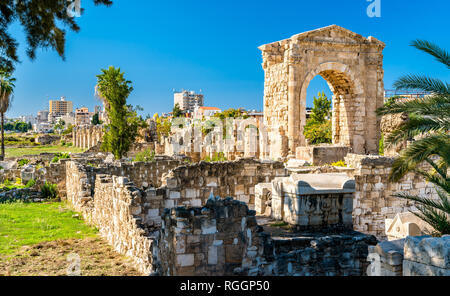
6 0 450 118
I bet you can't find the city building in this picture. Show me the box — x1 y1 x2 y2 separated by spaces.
59 113 76 126
75 107 94 126
49 97 73 115
174 90 204 113
37 110 49 123
48 97 73 123
20 115 37 125
193 106 221 120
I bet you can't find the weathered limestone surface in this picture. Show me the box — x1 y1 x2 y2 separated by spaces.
255 183 272 215
72 125 103 150
403 235 450 276
385 212 433 241
295 145 349 166
270 173 354 229
260 25 385 158
92 175 157 275
367 235 450 276
160 158 287 210
346 154 438 239
367 239 405 276
380 113 409 156
157 197 264 275
263 230 377 276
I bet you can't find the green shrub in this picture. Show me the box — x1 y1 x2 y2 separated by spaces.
51 152 71 163
379 133 384 156
0 166 3 170
25 179 36 188
40 182 59 200
17 159 29 167
203 152 227 162
133 149 155 162
303 120 332 145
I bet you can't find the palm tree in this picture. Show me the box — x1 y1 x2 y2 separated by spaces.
376 40 450 236
0 69 16 161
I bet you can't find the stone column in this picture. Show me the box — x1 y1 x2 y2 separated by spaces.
287 63 299 156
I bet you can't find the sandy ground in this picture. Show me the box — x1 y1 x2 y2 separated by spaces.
0 237 143 276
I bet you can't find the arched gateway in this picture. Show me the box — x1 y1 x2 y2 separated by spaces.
259 25 385 158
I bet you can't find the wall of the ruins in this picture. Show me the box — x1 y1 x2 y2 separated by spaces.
368 236 450 276
65 166 157 274
346 154 438 240
160 158 287 210
91 175 157 275
157 198 264 275
264 231 377 276
295 145 349 166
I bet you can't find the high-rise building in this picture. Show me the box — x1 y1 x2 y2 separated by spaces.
173 90 204 113
49 97 73 118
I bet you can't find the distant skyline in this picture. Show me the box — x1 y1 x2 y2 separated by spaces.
6 0 450 118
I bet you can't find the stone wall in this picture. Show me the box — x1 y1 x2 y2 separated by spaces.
367 235 450 276
403 235 450 276
295 145 349 166
346 154 438 239
157 197 264 275
160 158 287 210
91 175 157 275
262 230 377 276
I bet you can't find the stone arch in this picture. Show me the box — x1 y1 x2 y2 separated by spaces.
259 25 385 158
297 62 366 152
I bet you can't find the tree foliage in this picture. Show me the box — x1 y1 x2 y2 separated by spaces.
377 39 450 236
0 0 113 72
303 92 332 145
0 68 15 160
310 91 331 123
96 66 146 159
172 103 183 118
91 113 101 125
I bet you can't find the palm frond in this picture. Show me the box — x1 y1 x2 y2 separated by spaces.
377 94 450 117
393 75 450 94
411 205 450 235
384 116 449 146
390 133 450 181
395 192 450 215
411 39 450 70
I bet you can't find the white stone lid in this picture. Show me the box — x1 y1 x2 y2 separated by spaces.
288 173 355 195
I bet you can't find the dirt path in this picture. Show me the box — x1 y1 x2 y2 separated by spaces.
0 237 143 276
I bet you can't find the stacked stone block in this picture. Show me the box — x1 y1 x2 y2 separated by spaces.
157 197 264 275
346 154 438 239
160 158 287 210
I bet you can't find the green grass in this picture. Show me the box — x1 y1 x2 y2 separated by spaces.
270 221 289 227
5 145 85 158
0 202 97 254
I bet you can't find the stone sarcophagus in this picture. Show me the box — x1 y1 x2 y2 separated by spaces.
271 173 354 229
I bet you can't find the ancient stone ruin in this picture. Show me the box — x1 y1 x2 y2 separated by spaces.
11 25 446 276
259 25 385 158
